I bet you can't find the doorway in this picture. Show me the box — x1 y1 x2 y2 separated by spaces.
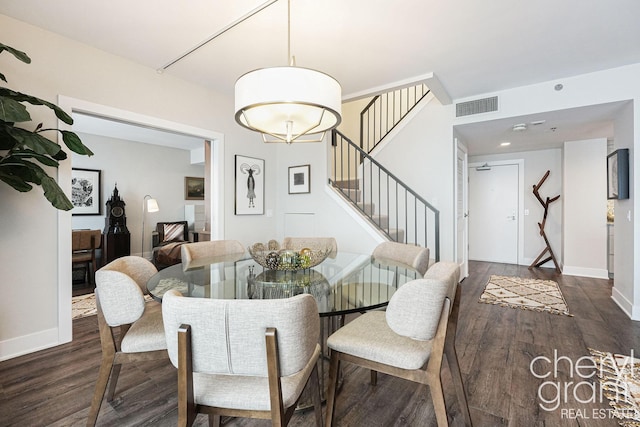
468 160 524 264
57 96 225 343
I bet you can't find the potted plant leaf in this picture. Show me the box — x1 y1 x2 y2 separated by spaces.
0 42 93 210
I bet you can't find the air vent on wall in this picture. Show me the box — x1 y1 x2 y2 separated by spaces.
456 96 498 117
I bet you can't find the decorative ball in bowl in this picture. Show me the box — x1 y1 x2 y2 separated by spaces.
248 244 331 271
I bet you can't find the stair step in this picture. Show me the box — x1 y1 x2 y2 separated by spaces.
357 202 375 215
334 179 360 190
387 228 405 243
371 214 389 229
340 188 362 202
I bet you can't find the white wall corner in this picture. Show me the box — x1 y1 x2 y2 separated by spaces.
611 285 635 319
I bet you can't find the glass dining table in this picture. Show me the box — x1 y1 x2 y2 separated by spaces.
146 250 423 316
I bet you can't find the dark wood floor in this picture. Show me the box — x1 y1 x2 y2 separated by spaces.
1 261 638 426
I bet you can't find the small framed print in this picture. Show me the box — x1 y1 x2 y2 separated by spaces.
607 149 629 200
71 168 101 215
185 176 205 200
288 164 310 194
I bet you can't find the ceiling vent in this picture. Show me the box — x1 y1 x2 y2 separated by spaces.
456 96 498 117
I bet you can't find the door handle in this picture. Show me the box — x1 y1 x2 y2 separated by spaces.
507 215 516 220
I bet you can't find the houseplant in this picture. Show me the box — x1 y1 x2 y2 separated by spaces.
0 42 93 210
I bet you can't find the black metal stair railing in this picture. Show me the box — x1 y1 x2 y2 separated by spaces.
330 129 440 262
360 84 430 154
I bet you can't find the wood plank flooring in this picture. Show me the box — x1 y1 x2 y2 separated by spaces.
1 261 639 426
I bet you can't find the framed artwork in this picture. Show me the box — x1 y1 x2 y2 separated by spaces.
607 148 629 200
288 164 310 194
71 168 101 215
235 155 264 215
185 176 205 200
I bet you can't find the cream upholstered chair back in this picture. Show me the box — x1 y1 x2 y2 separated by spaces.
95 256 158 327
282 237 337 255
162 291 319 377
423 261 460 313
372 241 430 276
180 239 245 265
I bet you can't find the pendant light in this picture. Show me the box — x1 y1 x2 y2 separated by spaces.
234 0 342 144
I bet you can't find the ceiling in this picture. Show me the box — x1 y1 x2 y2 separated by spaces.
2 0 639 154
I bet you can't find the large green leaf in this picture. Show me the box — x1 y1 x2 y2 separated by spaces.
41 173 73 210
0 169 33 192
0 43 31 64
62 130 93 156
0 88 73 124
4 125 62 155
0 95 31 122
7 149 60 167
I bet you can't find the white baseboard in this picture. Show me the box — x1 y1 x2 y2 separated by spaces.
561 265 609 279
611 286 638 320
0 327 60 361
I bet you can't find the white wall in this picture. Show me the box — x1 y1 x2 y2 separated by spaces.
562 139 608 278
469 148 563 268
0 14 278 360
71 133 205 259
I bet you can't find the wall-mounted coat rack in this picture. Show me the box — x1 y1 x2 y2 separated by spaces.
529 170 561 273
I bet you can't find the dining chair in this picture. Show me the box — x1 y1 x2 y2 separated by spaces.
180 239 245 265
72 229 102 286
87 256 168 427
325 262 473 427
372 241 430 276
162 291 323 427
341 241 429 309
282 237 338 257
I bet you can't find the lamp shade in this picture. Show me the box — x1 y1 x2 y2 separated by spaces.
146 197 159 213
235 66 342 143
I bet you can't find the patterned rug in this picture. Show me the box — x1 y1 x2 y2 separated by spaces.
478 275 572 316
72 293 154 319
590 348 640 426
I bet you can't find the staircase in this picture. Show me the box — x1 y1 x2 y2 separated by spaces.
330 128 440 262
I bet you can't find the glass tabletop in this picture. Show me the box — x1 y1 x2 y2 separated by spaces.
146 251 422 317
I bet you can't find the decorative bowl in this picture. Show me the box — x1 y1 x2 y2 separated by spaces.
248 244 331 271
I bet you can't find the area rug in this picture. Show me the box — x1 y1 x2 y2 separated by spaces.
478 275 572 316
72 293 154 319
589 348 640 426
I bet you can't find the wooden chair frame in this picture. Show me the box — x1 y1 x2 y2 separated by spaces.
325 287 472 427
176 324 323 427
86 296 168 427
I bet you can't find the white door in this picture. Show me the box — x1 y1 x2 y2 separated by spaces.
455 143 469 278
468 163 519 264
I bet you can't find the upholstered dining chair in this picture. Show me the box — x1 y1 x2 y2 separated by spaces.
87 256 168 427
325 262 473 427
372 240 430 276
162 291 323 427
341 241 429 309
282 237 338 257
180 239 245 265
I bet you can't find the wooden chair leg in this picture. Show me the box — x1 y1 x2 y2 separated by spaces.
105 363 122 401
86 356 114 427
445 342 473 426
429 377 449 427
370 369 377 385
309 363 323 427
325 351 341 427
209 414 220 427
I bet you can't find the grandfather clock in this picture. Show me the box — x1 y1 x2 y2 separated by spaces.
103 185 131 264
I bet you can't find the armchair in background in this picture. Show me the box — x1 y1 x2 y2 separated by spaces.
151 221 190 270
72 229 102 287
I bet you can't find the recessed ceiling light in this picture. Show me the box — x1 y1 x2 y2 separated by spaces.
500 142 511 147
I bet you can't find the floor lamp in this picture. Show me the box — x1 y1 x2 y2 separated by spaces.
141 195 159 257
